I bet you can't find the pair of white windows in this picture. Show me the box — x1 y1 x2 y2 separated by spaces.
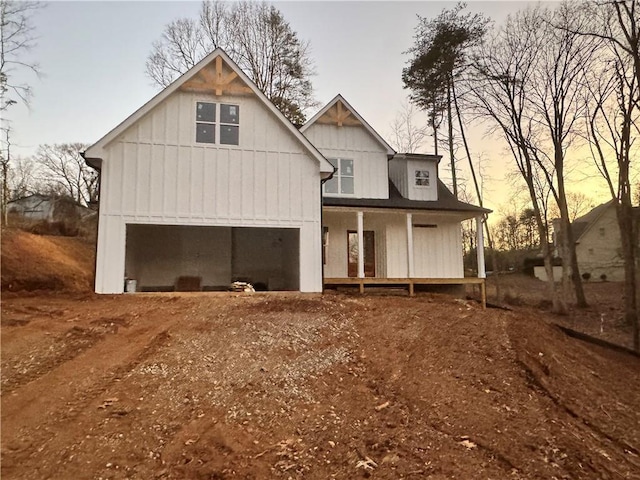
325 162 430 195
196 102 239 145
325 158 354 195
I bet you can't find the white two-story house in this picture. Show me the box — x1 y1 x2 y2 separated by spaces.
302 95 489 292
84 48 489 296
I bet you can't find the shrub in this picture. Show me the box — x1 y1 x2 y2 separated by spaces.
537 299 553 310
600 273 607 282
582 272 591 281
503 291 524 306
27 220 79 237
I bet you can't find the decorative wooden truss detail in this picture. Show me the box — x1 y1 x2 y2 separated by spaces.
317 100 362 127
180 56 253 97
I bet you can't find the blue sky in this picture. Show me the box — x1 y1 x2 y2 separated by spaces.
7 0 610 212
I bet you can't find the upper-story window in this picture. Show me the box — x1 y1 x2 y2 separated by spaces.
195 102 240 145
324 158 354 195
220 104 239 144
415 169 430 187
196 102 216 143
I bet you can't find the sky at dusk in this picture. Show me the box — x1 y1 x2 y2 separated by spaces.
5 0 617 214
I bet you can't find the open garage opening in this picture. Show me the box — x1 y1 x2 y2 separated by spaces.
125 224 300 292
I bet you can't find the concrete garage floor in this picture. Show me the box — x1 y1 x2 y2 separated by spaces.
124 224 299 292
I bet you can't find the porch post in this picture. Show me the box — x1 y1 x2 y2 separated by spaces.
357 211 365 278
476 215 486 278
406 213 414 278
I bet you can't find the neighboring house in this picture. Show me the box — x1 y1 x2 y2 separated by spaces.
554 201 640 282
7 194 92 222
84 48 489 294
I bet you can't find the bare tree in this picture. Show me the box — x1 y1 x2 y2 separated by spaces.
0 125 10 224
526 2 602 309
548 191 595 222
576 0 639 350
7 154 37 199
402 3 489 198
472 3 604 311
470 7 568 313
35 143 98 206
146 1 315 124
387 101 429 153
0 0 42 110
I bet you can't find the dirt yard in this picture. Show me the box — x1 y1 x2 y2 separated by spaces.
486 273 637 350
2 228 640 479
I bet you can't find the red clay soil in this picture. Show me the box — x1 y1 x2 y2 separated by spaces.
487 273 637 350
2 292 639 479
2 229 639 478
1 228 95 293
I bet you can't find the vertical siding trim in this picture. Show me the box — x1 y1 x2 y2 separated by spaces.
407 214 414 277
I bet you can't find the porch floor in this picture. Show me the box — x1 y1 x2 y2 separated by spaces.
323 277 486 308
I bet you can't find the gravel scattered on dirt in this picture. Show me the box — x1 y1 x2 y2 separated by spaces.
2 292 639 479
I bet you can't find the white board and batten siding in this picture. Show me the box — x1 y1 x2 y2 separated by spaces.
387 220 463 278
322 212 389 278
388 156 438 202
323 211 464 279
412 223 464 278
303 124 389 199
95 90 324 293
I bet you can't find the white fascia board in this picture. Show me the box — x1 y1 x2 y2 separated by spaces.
301 94 396 157
84 48 333 174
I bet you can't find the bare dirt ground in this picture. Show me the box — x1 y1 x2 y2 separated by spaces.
486 273 636 350
2 228 640 479
1 228 94 292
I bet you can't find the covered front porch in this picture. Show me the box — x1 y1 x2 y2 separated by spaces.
322 207 487 306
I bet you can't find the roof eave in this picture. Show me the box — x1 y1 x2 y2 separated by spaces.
301 94 396 156
84 48 333 174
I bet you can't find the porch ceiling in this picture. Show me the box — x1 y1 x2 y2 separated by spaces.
323 206 476 222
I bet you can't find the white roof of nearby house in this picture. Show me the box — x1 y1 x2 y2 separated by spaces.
300 94 396 157
7 193 51 204
84 48 334 175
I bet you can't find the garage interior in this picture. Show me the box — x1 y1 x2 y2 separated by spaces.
125 224 300 292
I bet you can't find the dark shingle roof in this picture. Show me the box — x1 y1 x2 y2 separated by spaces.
323 180 491 215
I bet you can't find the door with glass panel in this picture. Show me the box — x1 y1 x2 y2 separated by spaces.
347 231 375 277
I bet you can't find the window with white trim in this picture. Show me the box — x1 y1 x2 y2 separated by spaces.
195 102 240 145
415 169 430 186
220 104 239 145
324 158 354 195
196 102 216 143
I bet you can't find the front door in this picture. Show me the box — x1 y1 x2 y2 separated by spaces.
347 231 375 277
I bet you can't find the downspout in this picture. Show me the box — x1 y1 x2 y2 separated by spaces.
320 165 337 294
80 151 101 293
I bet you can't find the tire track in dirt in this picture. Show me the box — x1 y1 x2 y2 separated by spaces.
1 310 177 479
1 321 121 394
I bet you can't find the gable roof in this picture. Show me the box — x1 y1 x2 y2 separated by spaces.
83 48 334 175
7 193 50 204
300 94 396 156
571 200 614 242
323 179 491 217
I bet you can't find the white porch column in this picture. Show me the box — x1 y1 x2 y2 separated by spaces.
406 213 414 278
476 215 486 278
357 211 365 278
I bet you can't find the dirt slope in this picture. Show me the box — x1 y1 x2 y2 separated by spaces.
1 228 95 292
2 293 639 479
